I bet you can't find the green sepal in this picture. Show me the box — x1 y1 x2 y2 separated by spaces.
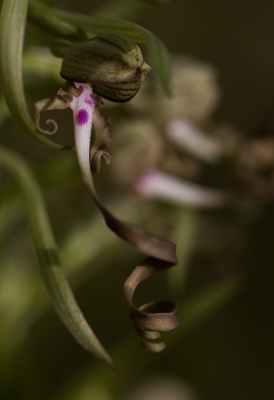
29 1 172 95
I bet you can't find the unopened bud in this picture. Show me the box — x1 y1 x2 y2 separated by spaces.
60 33 150 102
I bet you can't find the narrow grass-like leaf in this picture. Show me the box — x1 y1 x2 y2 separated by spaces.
29 2 171 94
28 2 87 42
93 0 151 20
0 146 116 370
48 9 144 42
0 0 70 149
122 20 171 95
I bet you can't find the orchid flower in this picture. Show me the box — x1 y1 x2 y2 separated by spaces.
34 33 179 352
133 119 229 209
167 118 224 164
135 170 229 208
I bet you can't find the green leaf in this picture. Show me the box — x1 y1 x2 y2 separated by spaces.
29 1 171 94
93 0 152 20
0 146 116 370
28 2 87 42
49 9 144 42
0 0 70 149
120 20 171 95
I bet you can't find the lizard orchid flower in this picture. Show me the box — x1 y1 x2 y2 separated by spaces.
34 34 179 352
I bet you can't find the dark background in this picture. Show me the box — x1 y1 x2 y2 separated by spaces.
1 1 274 399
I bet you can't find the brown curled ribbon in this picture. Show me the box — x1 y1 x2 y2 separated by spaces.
87 180 179 351
35 84 179 351
124 258 179 351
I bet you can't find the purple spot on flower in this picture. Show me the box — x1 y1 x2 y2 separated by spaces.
85 96 93 106
76 109 89 126
78 85 84 91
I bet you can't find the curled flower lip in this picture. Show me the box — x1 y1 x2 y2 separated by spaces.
135 170 229 208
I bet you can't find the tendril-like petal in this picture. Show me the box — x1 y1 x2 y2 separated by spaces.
124 258 179 351
70 83 179 350
35 82 82 136
91 150 111 176
36 81 179 350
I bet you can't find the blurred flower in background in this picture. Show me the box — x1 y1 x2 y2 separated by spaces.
125 375 198 400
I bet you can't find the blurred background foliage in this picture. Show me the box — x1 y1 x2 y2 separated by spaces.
1 0 274 399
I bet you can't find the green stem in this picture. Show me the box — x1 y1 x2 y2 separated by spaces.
169 207 199 294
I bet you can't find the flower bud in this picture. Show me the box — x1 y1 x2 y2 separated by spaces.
60 33 151 102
